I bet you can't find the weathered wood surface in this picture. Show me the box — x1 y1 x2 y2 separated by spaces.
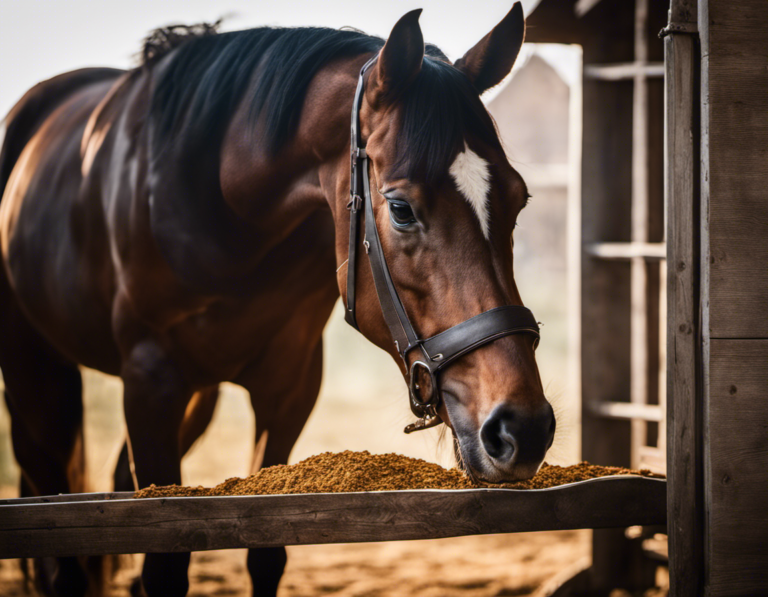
584 62 664 81
0 477 666 559
586 242 666 261
0 492 128 505
701 1 768 596
664 24 703 597
707 340 768 596
705 0 768 338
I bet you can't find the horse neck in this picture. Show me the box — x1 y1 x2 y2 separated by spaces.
148 55 367 294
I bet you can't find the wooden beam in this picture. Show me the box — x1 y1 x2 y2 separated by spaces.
705 0 768 338
630 0 651 472
567 46 583 464
584 63 665 81
0 478 667 559
664 12 703 596
586 242 666 260
637 446 666 474
707 340 768 595
590 401 663 422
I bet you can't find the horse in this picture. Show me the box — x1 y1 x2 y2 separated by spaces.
0 4 555 596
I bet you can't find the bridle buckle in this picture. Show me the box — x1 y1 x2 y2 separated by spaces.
347 194 363 212
404 412 442 434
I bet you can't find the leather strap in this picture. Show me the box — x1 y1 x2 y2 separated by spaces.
344 55 378 330
420 306 540 370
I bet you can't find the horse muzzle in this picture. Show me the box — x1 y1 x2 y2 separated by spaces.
449 397 556 483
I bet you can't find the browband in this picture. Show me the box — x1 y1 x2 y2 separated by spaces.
344 55 541 433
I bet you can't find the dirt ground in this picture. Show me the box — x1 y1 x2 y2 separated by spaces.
0 305 666 596
0 531 590 597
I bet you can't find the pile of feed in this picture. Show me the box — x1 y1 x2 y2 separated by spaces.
134 450 662 498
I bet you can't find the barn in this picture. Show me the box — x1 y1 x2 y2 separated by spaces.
1 1 767 596
524 0 768 594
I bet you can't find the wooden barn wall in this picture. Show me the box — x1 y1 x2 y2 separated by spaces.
702 0 768 595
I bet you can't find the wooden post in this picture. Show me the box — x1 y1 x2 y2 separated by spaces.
630 0 650 470
664 6 702 594
699 1 768 595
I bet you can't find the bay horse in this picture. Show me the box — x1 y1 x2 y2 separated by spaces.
0 4 555 596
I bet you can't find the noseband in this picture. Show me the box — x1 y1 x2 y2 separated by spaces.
344 56 541 434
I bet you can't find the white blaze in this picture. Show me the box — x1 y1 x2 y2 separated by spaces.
449 143 491 239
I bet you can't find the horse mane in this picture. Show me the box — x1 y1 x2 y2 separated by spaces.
146 23 502 183
140 21 221 65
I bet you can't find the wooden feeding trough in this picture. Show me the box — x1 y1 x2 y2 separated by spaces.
0 476 665 559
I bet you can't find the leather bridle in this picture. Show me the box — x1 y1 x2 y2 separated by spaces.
343 56 541 434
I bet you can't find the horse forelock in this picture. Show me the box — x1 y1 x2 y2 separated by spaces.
391 56 503 188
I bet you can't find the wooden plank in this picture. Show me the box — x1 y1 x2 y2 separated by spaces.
0 478 667 559
637 447 665 474
707 340 768 595
566 46 583 459
706 0 768 338
590 401 663 422
702 2 768 596
664 22 703 597
0 492 130 506
586 242 665 260
656 260 667 472
580 64 634 473
630 0 650 471
578 4 637 592
584 63 664 81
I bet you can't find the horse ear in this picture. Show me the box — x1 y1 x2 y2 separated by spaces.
367 9 424 107
454 2 525 95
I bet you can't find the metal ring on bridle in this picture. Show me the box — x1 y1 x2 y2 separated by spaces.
409 360 438 416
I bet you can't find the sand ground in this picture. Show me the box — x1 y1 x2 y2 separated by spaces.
0 531 591 597
0 302 665 596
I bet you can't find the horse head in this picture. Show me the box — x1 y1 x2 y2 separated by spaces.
334 4 555 483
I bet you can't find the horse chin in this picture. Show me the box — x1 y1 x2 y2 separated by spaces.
455 441 543 484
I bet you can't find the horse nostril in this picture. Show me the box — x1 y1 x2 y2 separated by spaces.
480 408 518 463
480 403 556 467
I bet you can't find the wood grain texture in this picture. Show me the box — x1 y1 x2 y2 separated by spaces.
580 76 633 470
706 0 768 338
0 477 667 559
707 340 768 596
702 2 768 595
664 29 703 597
577 3 655 592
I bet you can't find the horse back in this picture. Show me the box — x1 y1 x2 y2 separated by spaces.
0 68 123 199
0 68 124 374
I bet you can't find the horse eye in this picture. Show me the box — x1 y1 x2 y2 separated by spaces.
387 200 416 228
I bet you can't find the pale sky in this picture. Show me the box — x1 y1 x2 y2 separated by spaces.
0 0 564 119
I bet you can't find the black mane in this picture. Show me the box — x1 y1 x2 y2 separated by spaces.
393 56 504 184
146 24 501 183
